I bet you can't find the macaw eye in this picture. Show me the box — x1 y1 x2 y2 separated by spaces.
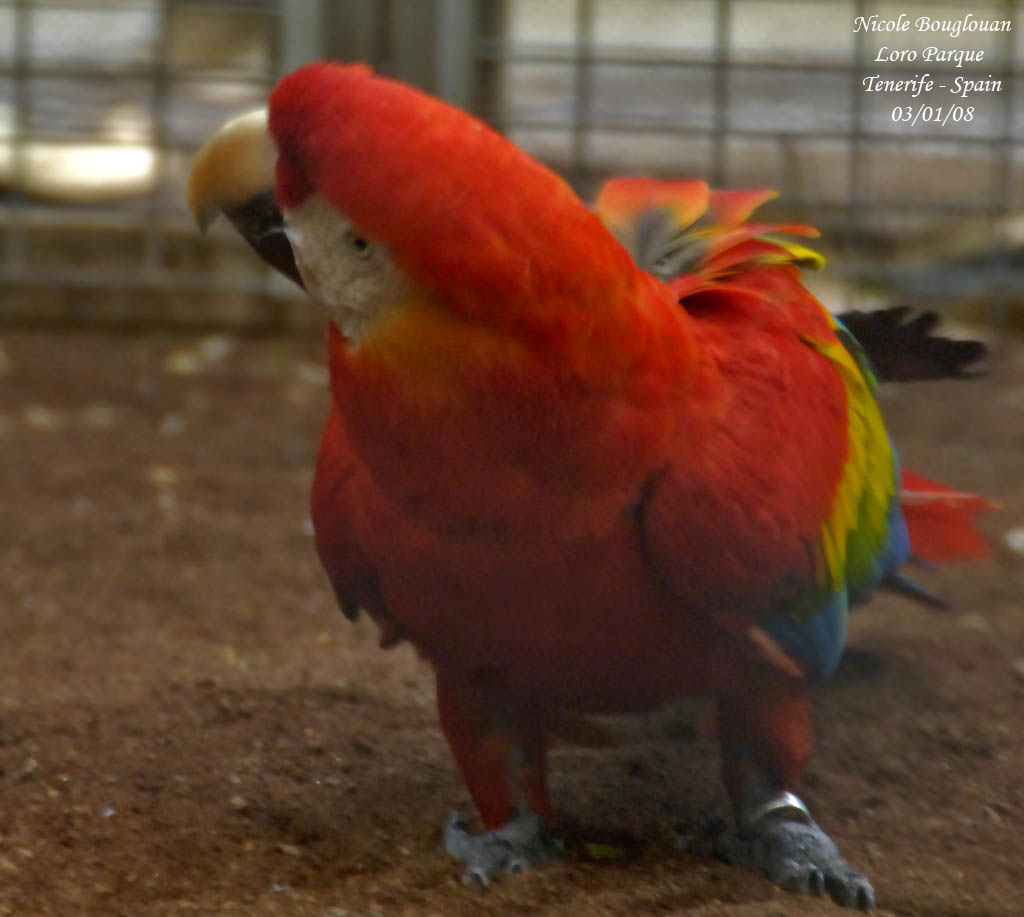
344 230 373 259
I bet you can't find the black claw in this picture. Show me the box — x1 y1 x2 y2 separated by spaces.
858 886 876 911
808 867 826 896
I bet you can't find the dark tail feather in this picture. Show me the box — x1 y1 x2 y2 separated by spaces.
882 573 950 611
836 306 988 382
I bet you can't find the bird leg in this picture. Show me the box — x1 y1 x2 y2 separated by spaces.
435 667 562 885
713 685 876 909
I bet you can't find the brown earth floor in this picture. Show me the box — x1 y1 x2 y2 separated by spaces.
1 325 1021 917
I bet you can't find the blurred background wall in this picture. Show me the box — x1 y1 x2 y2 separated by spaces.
1 0 1021 327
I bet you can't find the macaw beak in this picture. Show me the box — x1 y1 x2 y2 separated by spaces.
186 108 304 289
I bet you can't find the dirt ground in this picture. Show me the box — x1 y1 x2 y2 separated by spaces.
1 323 1022 917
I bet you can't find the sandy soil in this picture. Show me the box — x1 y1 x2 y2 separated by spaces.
1 325 1021 916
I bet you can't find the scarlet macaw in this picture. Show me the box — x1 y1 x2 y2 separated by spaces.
187 63 991 909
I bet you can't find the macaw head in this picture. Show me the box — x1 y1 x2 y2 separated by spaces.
188 62 637 346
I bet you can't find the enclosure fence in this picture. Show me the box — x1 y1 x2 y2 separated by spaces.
1 0 1020 324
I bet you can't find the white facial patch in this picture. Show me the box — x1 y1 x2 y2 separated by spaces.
284 195 410 344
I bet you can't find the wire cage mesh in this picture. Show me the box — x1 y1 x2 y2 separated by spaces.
1 0 1021 324
0 0 287 324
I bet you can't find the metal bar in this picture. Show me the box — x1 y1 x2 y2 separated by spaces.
488 116 1019 148
4 47 1006 81
142 0 171 272
474 43 1022 75
994 0 1016 212
568 0 596 186
0 267 286 295
323 0 383 67
279 0 325 75
4 132 270 152
435 0 476 107
845 0 867 309
0 193 995 236
391 0 439 89
710 0 731 185
470 0 507 122
9 117 1015 153
0 62 275 82
5 0 279 11
988 0 1018 326
5 0 32 268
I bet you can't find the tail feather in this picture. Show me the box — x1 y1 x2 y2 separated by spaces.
900 469 997 563
835 307 988 382
881 572 950 610
593 178 822 287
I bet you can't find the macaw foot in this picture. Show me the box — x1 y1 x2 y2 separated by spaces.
714 791 876 910
443 807 563 886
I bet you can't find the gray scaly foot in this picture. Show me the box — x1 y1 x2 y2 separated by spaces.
444 807 563 886
714 791 876 910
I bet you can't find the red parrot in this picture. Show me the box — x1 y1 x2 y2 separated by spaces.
187 62 992 909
